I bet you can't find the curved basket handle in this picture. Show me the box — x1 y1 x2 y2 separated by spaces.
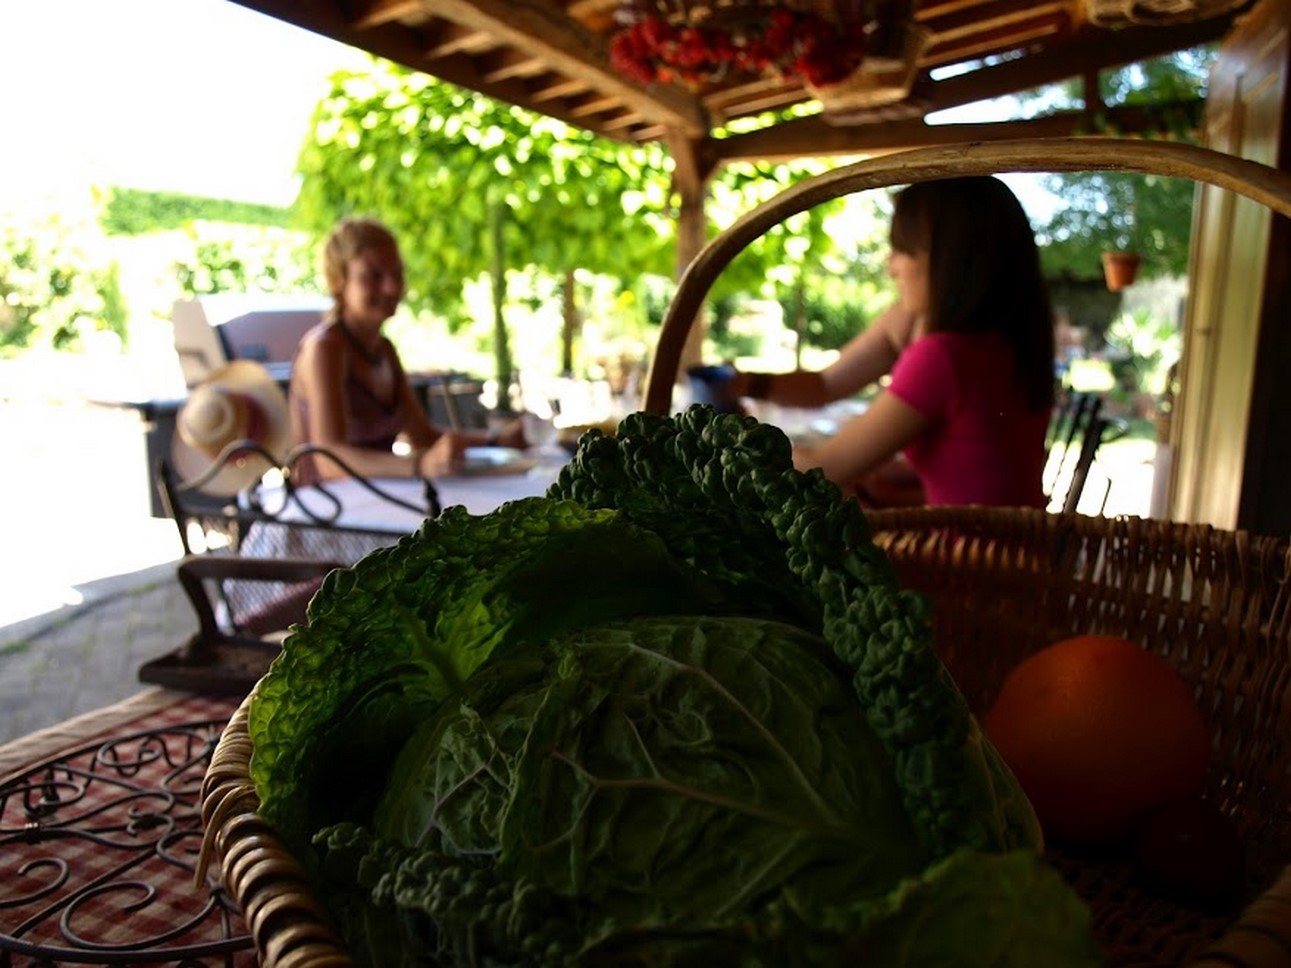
643 137 1291 414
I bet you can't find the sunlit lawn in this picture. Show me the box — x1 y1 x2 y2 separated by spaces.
1067 357 1117 393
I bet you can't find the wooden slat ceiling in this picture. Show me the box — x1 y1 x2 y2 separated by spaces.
229 0 1250 161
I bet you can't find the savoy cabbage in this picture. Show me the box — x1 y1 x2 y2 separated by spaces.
245 406 1099 966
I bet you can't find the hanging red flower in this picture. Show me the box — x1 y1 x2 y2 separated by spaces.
609 7 868 90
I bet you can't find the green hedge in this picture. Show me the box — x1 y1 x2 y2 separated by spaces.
102 187 294 235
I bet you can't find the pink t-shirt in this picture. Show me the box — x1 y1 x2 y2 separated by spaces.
887 331 1049 508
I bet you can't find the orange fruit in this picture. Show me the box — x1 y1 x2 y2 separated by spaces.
982 634 1211 847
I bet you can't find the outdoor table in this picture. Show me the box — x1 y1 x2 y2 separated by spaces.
0 688 252 965
271 450 568 534
97 370 489 518
234 449 569 569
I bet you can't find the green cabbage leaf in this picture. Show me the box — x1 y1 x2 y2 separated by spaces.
246 407 1099 966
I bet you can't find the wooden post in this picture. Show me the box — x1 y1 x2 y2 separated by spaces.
665 131 719 379
560 268 578 377
489 199 514 413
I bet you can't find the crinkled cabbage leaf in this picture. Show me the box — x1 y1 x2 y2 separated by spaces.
246 407 1099 967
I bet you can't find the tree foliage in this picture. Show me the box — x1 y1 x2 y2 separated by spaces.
293 58 678 391
293 57 870 383
170 225 317 297
0 214 128 356
1037 171 1198 280
696 158 877 363
1025 48 1216 280
706 160 841 300
775 264 890 357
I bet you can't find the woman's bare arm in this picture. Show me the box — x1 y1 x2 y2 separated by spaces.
294 335 432 480
390 354 442 450
734 303 917 407
393 358 528 452
792 389 929 489
818 303 917 398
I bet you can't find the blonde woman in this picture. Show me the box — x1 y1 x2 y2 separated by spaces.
289 216 524 485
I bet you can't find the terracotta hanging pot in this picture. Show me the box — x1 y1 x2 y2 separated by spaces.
1102 251 1142 291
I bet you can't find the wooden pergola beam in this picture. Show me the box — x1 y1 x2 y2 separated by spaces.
665 130 722 371
921 13 1068 68
350 0 423 29
228 0 708 140
924 1 1070 47
711 16 1228 150
926 18 1231 111
714 100 1203 163
415 0 710 135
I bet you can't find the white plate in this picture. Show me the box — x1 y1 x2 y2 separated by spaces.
460 446 534 475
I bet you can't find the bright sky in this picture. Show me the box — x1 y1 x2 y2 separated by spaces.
1 0 367 207
0 1 1057 218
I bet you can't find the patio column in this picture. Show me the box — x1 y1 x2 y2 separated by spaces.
666 132 718 373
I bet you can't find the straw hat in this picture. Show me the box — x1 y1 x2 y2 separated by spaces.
171 360 291 495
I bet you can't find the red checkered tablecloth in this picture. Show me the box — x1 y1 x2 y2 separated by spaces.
0 689 256 966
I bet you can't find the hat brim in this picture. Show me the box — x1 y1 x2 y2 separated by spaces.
171 361 292 496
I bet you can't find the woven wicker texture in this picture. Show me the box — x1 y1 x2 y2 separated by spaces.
864 506 1291 966
199 693 355 968
201 508 1291 967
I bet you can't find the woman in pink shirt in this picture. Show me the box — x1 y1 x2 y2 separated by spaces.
728 176 1055 508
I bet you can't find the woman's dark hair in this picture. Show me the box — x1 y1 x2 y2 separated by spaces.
889 176 1055 410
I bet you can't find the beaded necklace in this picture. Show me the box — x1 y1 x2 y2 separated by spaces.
336 318 385 366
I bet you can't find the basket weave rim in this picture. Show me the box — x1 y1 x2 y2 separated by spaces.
200 691 355 968
642 137 1291 413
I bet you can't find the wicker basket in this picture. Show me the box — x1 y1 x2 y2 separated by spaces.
199 512 1291 968
200 138 1291 966
199 693 355 968
862 506 1291 966
201 508 1291 967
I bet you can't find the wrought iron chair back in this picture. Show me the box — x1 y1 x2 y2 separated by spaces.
146 440 441 694
1043 391 1129 515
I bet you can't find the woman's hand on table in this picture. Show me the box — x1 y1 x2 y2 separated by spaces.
790 394 930 492
416 433 471 478
492 417 529 449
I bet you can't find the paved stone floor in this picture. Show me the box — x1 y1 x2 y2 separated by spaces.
0 382 192 746
0 563 195 745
